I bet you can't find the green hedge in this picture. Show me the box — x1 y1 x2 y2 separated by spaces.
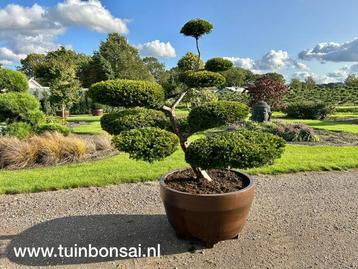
188 101 249 132
186 129 286 169
0 68 28 93
284 101 335 120
112 127 179 162
101 107 169 135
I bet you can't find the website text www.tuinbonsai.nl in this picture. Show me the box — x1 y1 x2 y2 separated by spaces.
12 244 161 259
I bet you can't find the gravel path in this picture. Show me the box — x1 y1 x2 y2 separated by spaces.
0 170 357 269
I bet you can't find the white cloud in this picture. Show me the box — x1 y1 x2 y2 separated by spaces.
52 0 128 34
224 50 308 73
137 40 176 58
299 38 358 62
0 1 128 65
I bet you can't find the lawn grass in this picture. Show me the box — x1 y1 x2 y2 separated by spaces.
70 121 105 135
67 115 102 122
1 144 358 194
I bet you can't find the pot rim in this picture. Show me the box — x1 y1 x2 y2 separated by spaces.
160 168 255 197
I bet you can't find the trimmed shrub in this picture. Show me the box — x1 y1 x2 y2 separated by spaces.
284 101 335 119
3 122 33 139
88 79 165 109
205 58 233 72
185 129 285 169
188 101 249 132
180 19 213 38
0 92 44 124
245 121 318 142
101 108 169 135
177 52 204 72
0 68 28 93
181 70 225 88
37 123 71 136
112 127 179 162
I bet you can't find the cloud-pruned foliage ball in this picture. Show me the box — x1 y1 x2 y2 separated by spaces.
88 79 165 109
181 70 225 88
112 127 179 162
0 92 44 124
185 129 285 169
0 68 28 93
177 52 204 72
205 58 233 72
188 101 249 132
101 107 169 135
180 19 213 38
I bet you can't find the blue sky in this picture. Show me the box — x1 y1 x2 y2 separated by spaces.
1 0 358 83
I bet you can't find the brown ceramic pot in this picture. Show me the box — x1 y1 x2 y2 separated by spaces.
91 109 104 116
160 169 255 247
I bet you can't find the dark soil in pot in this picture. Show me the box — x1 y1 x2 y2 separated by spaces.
164 168 249 194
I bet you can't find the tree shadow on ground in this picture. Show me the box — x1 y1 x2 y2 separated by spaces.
3 214 203 266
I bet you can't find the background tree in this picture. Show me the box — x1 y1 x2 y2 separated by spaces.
18 53 46 77
247 75 288 109
263 72 285 84
304 76 316 90
79 52 114 88
289 78 302 91
221 67 254 87
345 74 358 87
49 62 80 119
180 19 213 69
97 33 153 81
143 57 168 84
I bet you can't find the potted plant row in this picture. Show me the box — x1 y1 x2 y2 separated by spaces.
88 18 285 247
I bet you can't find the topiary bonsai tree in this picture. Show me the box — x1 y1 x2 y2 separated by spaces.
89 19 285 183
180 18 213 70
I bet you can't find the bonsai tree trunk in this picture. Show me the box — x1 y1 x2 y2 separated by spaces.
163 91 212 182
195 37 201 70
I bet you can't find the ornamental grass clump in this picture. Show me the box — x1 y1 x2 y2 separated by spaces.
88 18 286 182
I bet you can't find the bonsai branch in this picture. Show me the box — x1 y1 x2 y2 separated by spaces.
163 90 212 182
195 37 201 70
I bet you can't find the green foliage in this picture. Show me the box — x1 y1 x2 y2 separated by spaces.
49 64 81 112
284 101 335 120
101 108 169 135
98 33 153 81
345 74 358 87
180 19 213 38
185 129 285 169
36 123 70 136
0 92 44 124
18 53 46 77
112 127 179 162
0 68 28 93
88 79 165 109
205 58 233 72
246 121 318 142
188 101 249 132
221 67 254 87
143 57 168 84
181 70 225 88
184 88 218 107
33 47 90 86
217 91 250 104
3 122 34 139
79 52 115 88
177 52 204 72
284 84 358 105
